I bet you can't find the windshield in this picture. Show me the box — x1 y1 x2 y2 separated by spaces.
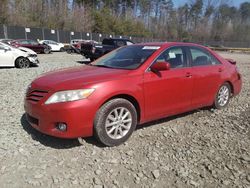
92 45 160 70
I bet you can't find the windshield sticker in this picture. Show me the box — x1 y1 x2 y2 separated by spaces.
142 46 160 50
169 52 176 58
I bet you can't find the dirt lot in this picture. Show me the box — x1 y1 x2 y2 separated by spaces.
0 52 249 188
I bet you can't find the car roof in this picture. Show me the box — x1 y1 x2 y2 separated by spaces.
135 42 208 49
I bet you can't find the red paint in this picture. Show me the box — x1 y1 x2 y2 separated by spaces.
24 42 242 138
11 39 48 53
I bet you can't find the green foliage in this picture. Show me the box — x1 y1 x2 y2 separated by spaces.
92 7 151 37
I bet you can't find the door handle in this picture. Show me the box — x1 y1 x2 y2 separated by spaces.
218 68 223 72
186 72 192 78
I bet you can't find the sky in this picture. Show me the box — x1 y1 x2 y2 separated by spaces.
173 0 250 7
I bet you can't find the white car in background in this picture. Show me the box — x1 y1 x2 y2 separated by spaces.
39 40 65 52
0 42 39 68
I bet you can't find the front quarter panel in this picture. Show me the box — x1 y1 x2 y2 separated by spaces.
86 73 144 123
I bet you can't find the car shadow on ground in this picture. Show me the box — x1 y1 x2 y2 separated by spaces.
20 107 213 149
76 60 91 65
0 64 38 69
137 107 213 130
20 114 81 149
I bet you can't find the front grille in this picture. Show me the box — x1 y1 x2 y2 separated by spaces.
26 90 48 103
26 114 39 125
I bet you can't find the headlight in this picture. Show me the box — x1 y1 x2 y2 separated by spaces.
28 54 37 58
45 89 95 104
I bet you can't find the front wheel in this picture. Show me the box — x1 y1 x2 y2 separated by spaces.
214 83 231 109
15 57 30 68
94 98 137 147
44 48 50 54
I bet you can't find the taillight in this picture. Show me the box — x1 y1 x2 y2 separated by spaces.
92 47 96 53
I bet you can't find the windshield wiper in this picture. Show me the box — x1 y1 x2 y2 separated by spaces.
91 64 114 69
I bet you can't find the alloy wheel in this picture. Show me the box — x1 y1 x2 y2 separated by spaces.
105 107 132 140
218 85 230 107
18 58 30 68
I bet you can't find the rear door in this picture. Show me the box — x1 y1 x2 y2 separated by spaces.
143 46 194 121
188 46 223 108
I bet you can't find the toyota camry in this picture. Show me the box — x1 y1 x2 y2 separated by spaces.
24 42 242 146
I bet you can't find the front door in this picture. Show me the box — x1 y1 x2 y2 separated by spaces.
143 46 194 121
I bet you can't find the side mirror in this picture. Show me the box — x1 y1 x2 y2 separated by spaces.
151 61 170 72
4 46 11 52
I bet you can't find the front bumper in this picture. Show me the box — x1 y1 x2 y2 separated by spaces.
24 99 96 138
28 56 39 64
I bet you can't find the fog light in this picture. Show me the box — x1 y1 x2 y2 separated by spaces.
56 123 67 131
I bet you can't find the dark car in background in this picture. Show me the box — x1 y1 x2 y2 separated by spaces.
80 38 134 62
11 39 51 54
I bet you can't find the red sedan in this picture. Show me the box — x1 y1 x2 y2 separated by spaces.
11 39 51 54
24 42 242 146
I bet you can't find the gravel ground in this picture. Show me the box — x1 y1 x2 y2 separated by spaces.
0 52 249 188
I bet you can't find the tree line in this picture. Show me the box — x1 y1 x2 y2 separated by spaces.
0 0 250 43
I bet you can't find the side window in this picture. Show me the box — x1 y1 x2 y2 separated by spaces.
155 47 186 69
190 47 221 66
126 41 133 45
50 41 57 45
29 40 38 45
0 45 5 50
20 40 29 45
116 41 126 47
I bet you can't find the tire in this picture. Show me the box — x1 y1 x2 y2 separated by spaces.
94 98 137 147
15 57 30 68
66 49 72 54
60 47 65 52
214 82 231 109
90 57 95 62
44 48 50 54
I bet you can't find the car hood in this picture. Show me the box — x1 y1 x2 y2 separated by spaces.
32 65 131 90
18 47 37 55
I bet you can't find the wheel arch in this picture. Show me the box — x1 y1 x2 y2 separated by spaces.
15 56 27 66
224 80 234 95
99 94 141 123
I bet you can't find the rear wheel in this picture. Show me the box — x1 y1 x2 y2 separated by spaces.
94 98 137 147
214 83 231 109
15 57 30 68
60 47 65 52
